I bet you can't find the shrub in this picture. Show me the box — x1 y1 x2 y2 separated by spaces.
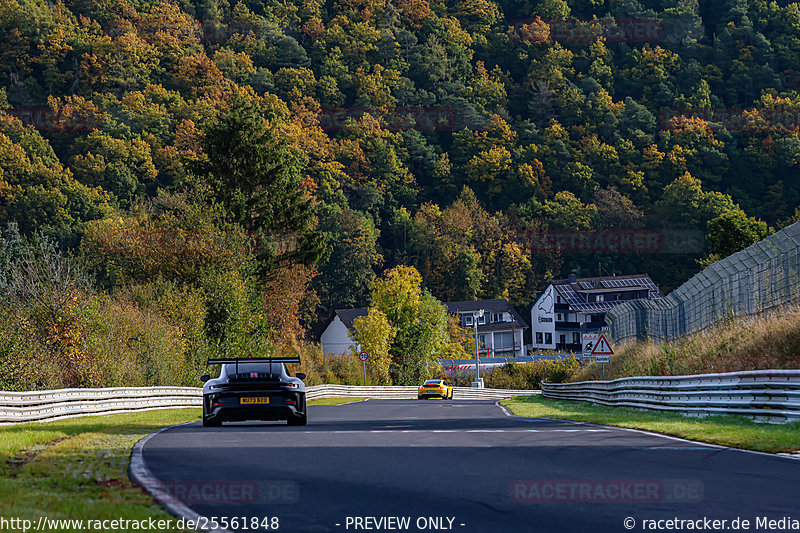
474 358 580 390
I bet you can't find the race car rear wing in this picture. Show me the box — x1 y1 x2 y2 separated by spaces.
207 357 302 364
207 357 302 375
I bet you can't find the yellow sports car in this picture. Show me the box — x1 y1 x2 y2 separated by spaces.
418 379 454 400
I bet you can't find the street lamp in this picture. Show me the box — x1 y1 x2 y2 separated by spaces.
472 309 484 388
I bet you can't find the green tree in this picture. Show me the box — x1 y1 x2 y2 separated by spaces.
351 308 394 384
655 172 740 230
193 94 328 277
314 206 382 316
699 211 773 267
366 265 455 384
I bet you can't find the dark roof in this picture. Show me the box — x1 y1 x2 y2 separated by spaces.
549 274 661 313
551 273 657 287
324 299 529 334
334 308 368 329
446 299 528 329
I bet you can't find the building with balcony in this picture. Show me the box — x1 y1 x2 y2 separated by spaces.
447 299 528 358
530 273 661 352
319 299 528 357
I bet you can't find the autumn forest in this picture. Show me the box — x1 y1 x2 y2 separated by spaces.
0 0 799 388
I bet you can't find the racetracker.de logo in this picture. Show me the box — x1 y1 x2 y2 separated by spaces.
316 107 457 132
509 18 664 43
158 480 299 505
7 107 100 132
510 479 704 503
518 229 705 255
660 108 800 133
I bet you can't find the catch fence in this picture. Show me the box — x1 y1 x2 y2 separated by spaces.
606 222 800 342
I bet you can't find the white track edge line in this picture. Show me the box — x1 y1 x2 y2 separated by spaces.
129 421 233 533
495 400 513 417
498 401 800 461
325 398 370 406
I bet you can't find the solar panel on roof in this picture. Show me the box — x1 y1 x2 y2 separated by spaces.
554 276 661 313
559 286 586 307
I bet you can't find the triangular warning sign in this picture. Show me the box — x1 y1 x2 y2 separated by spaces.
590 334 614 355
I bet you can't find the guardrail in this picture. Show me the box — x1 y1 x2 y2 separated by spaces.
541 370 800 421
0 387 202 424
306 384 537 401
0 385 539 424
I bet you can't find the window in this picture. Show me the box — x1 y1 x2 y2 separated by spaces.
596 294 605 302
536 332 543 344
557 295 563 304
492 312 508 323
477 314 486 325
495 332 514 349
557 313 563 321
545 333 552 344
559 334 566 345
478 334 486 347
464 314 473 326
573 332 581 344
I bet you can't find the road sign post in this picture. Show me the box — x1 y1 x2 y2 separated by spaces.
359 352 369 386
590 334 614 380
472 310 484 388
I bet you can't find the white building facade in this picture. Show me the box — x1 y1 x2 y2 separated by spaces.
319 309 366 355
530 274 661 352
448 299 528 358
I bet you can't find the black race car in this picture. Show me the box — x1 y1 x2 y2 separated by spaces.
201 358 307 427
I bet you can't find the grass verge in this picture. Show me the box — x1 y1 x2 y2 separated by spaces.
571 305 800 382
501 395 800 454
308 396 367 405
0 409 200 531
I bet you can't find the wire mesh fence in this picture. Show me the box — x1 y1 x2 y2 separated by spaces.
606 221 800 343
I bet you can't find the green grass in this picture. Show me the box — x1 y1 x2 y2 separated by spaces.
308 396 367 405
502 395 800 454
0 409 201 531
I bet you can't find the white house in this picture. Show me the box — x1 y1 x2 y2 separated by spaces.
447 299 528 358
319 299 529 358
319 308 367 355
530 273 661 352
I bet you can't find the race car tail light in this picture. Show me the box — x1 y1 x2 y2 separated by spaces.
286 400 296 405
212 402 224 407
281 382 300 388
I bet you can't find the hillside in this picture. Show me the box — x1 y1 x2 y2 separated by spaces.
1 0 800 336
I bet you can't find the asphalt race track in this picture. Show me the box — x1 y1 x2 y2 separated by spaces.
140 400 800 533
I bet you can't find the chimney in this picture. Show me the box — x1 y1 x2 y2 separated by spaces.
568 270 577 284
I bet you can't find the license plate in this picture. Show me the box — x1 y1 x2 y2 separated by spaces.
241 397 269 405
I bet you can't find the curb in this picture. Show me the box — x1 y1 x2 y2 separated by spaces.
129 422 234 533
498 400 800 461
